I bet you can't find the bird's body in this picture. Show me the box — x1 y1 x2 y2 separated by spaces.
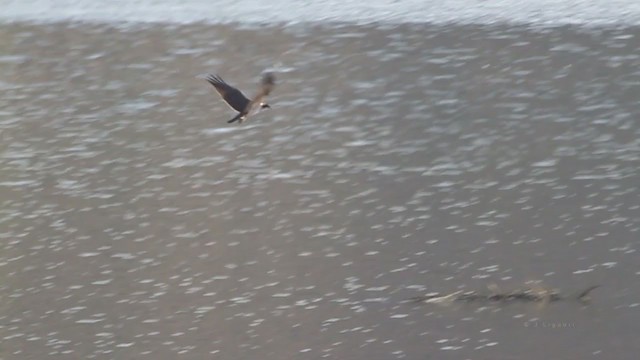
205 73 276 124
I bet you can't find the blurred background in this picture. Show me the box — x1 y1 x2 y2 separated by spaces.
1 1 639 359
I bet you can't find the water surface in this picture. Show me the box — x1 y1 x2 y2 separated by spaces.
1 21 639 360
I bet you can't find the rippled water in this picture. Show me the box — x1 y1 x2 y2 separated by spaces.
2 0 640 25
1 22 639 359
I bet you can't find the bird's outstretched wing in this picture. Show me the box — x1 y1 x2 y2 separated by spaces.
205 74 250 112
249 72 276 105
258 72 276 97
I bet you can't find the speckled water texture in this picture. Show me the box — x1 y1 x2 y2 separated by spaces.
1 12 640 360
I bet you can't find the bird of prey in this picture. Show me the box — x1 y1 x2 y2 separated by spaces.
205 72 276 124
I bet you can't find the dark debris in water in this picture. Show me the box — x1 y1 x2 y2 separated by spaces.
407 285 600 304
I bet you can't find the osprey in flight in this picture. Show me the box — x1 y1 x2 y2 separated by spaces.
205 72 276 124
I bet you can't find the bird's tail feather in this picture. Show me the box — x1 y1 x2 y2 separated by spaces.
228 113 244 124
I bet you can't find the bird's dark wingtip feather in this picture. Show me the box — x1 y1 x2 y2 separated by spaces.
205 74 224 85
